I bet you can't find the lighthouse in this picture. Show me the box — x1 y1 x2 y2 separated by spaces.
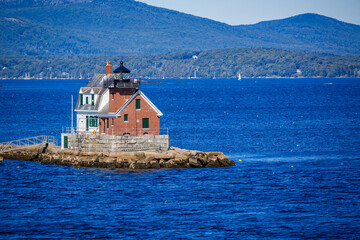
75 61 163 135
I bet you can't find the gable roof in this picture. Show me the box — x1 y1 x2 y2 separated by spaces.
98 102 109 115
115 90 163 117
77 74 162 117
75 88 106 112
86 74 105 87
92 87 103 94
80 87 90 94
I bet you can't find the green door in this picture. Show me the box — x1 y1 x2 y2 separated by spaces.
142 118 149 129
64 136 68 149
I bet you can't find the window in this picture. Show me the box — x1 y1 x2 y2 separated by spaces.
91 94 94 106
124 114 128 122
90 116 97 127
88 116 96 127
86 97 88 104
80 94 83 105
142 118 149 129
107 118 109 128
112 93 114 100
136 99 141 110
112 118 114 126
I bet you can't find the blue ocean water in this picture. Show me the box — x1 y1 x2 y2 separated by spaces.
0 78 359 239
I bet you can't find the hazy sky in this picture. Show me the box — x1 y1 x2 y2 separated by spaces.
138 0 360 25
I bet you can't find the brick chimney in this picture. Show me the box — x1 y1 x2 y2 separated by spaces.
106 61 112 75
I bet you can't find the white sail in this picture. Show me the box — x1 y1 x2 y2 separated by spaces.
238 73 242 80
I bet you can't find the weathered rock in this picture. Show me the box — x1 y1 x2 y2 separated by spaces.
109 152 135 158
173 155 188 168
170 146 181 151
147 152 174 160
205 159 221 168
101 157 116 163
145 156 154 162
129 160 149 169
162 159 181 168
174 154 188 160
0 146 236 169
189 157 202 168
60 149 77 156
217 155 231 167
149 160 160 168
114 161 124 168
115 158 131 168
134 152 146 160
80 151 98 157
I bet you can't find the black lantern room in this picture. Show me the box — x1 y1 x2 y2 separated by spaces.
113 61 131 80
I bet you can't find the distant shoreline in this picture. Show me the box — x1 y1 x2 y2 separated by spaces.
1 77 359 80
1 48 359 79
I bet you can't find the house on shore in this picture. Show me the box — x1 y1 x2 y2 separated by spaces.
61 61 168 152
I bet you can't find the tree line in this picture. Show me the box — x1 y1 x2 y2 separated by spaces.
1 48 359 79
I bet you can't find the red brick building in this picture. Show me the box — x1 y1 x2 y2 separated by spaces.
75 61 163 135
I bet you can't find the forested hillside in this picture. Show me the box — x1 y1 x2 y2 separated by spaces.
1 48 359 79
0 0 359 55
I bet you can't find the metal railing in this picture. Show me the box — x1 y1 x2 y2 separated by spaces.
62 127 169 136
0 135 58 153
103 78 140 89
62 127 77 134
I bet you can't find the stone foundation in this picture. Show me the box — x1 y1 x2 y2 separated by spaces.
0 146 236 169
61 133 169 152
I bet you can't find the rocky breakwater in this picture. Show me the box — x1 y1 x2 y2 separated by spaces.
0 146 236 169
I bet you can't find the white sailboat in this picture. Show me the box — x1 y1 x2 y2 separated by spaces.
238 72 242 80
24 72 30 80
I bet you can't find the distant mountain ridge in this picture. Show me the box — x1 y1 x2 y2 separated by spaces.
0 0 359 55
0 0 93 7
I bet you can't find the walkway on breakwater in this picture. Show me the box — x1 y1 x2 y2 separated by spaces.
0 135 58 153
0 145 236 169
